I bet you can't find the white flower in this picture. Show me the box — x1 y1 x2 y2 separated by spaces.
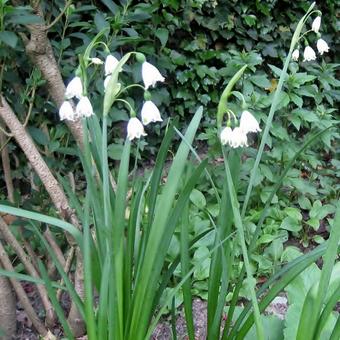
230 127 248 148
127 117 147 141
59 101 75 121
312 16 321 33
292 49 299 61
91 57 103 65
220 126 233 146
240 110 261 134
141 101 163 125
316 39 329 55
76 96 94 118
104 76 111 91
142 61 165 90
303 46 316 62
65 76 83 99
105 55 119 76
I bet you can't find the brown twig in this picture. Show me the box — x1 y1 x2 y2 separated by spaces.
44 0 73 31
56 245 74 301
44 227 66 269
0 96 85 336
0 131 14 202
0 238 48 336
0 216 56 327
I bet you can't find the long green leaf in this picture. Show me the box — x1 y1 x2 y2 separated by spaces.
313 204 340 339
38 260 74 340
0 205 82 245
128 107 204 340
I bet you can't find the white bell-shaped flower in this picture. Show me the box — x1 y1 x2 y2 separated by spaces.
76 96 94 118
303 46 316 62
240 110 261 134
105 55 119 76
292 49 299 61
141 101 163 125
59 101 75 121
316 39 329 55
312 16 321 33
127 117 147 141
220 126 233 146
91 57 103 65
65 76 83 99
230 127 248 148
142 61 165 90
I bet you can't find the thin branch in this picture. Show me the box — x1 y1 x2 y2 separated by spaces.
44 0 73 31
0 131 14 202
0 238 48 336
57 245 75 301
0 216 56 327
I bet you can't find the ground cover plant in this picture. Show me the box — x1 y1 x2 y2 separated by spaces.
0 1 339 339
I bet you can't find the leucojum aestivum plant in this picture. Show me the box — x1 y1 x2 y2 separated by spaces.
0 2 339 340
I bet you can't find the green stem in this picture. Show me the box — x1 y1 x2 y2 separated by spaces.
102 114 110 232
222 147 264 340
217 65 247 128
240 1 316 217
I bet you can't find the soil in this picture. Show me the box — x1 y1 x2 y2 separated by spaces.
13 288 289 340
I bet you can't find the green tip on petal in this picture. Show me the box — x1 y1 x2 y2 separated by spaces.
135 52 146 63
143 91 152 101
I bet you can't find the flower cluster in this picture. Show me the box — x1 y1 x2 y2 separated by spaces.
292 16 329 62
59 52 165 141
127 62 164 140
220 110 261 148
59 77 94 121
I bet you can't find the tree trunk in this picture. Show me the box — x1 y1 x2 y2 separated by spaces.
0 267 16 340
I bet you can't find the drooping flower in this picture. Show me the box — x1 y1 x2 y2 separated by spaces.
240 110 261 134
59 101 75 121
65 76 83 99
220 126 233 146
141 101 163 125
142 61 165 90
316 38 329 55
127 117 147 141
229 127 248 148
105 55 119 76
292 49 300 61
91 57 103 65
303 46 316 62
76 96 94 118
312 16 321 33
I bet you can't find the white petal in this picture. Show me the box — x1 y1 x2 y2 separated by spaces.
292 49 299 61
141 101 163 125
105 55 119 76
316 39 329 55
59 101 75 121
142 62 165 90
240 110 261 134
230 127 248 148
220 127 233 145
303 46 316 62
104 76 111 91
76 96 94 118
127 117 147 141
65 77 83 99
312 16 321 33
91 57 103 65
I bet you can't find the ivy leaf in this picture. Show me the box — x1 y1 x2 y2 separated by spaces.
0 31 18 48
155 28 169 46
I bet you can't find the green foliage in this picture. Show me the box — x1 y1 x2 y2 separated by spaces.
0 1 339 339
